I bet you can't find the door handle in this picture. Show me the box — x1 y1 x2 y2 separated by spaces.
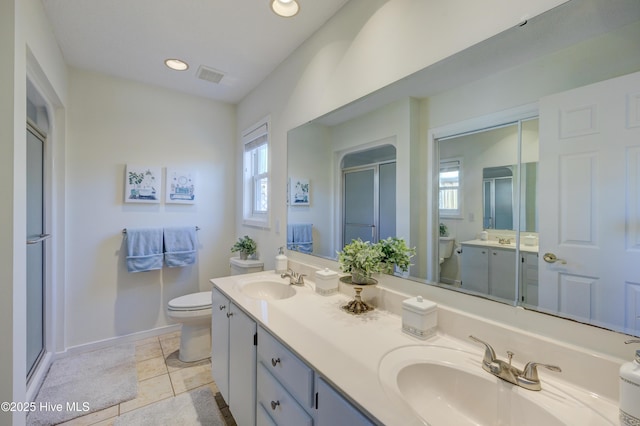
27 233 51 245
543 252 566 264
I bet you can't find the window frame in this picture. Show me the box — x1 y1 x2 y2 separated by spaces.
438 158 463 219
242 118 271 228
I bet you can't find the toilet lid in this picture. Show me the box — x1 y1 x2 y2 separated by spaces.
168 291 212 310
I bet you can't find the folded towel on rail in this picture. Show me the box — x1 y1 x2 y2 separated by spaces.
163 226 198 267
125 228 164 273
287 223 313 253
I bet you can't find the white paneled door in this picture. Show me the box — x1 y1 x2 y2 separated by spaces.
538 71 640 335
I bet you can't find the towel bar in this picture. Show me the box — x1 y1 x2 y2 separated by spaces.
122 226 200 234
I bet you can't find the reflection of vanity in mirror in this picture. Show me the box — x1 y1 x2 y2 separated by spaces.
287 0 640 337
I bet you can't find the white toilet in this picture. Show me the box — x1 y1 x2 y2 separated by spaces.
166 257 264 362
438 237 455 281
167 291 213 362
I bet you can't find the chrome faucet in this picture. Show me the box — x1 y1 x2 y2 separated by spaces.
280 268 306 286
469 335 561 391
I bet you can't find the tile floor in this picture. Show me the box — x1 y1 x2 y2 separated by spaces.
57 331 236 426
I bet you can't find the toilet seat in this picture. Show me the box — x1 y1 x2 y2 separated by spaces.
168 291 211 311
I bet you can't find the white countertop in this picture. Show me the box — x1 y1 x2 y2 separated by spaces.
461 239 539 253
211 271 618 425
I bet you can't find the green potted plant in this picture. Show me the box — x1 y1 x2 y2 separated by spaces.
337 239 383 284
231 235 257 260
439 223 449 237
377 237 416 274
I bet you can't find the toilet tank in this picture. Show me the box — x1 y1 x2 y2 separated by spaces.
230 257 264 275
439 237 455 259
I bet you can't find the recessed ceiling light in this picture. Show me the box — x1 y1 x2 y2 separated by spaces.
270 0 299 17
164 58 189 71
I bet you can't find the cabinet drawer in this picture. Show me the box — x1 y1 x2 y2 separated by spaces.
257 363 313 426
256 402 277 426
257 327 314 408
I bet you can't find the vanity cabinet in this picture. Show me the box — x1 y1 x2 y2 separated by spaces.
460 244 489 293
490 247 517 300
460 243 516 299
211 288 257 426
315 377 374 426
461 242 540 302
211 285 375 426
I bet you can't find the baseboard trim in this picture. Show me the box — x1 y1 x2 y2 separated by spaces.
57 324 181 359
26 351 54 402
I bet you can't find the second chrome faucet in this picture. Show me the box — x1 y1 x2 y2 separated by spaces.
469 335 561 391
281 268 306 286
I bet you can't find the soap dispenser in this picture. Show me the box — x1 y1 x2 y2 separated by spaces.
275 247 288 274
620 339 640 425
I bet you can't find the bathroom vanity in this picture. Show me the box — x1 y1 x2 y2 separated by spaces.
211 270 621 426
460 240 539 304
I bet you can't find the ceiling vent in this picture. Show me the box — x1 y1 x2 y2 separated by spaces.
197 66 225 84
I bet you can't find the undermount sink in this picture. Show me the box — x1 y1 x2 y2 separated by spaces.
238 280 296 300
378 345 614 426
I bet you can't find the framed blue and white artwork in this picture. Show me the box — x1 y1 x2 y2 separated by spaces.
166 168 196 204
289 177 310 206
125 165 161 203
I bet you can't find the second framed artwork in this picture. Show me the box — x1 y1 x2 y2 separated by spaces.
166 168 197 204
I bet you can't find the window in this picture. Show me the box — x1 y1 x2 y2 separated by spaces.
439 159 462 217
242 119 270 227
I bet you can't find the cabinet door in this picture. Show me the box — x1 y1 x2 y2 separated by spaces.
316 377 374 426
489 248 517 300
229 304 257 426
461 245 489 293
211 288 230 401
521 252 539 305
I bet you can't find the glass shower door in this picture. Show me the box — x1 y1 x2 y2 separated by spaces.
343 168 376 245
26 124 47 379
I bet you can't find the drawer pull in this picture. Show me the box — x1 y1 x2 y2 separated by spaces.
219 305 226 310
226 312 234 318
270 400 280 410
271 357 281 367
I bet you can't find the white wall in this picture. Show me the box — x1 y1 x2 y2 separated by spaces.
65 69 236 348
287 123 332 257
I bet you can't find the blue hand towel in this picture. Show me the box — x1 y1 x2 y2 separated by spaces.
288 223 313 253
125 228 164 273
163 226 198 267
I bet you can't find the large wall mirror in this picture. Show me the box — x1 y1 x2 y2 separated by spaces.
287 0 640 337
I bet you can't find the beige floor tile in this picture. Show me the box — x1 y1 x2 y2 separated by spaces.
159 330 180 340
207 380 220 395
169 363 213 394
135 340 163 363
159 334 180 356
136 355 168 381
164 348 210 372
133 336 159 348
57 405 118 426
119 374 174 413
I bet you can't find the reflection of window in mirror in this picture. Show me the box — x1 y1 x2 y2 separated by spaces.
439 159 462 218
